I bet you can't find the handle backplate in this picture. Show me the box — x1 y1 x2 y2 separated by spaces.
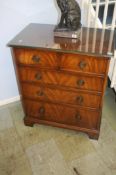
32 55 40 63
36 91 44 96
35 73 42 80
79 61 87 70
75 113 81 121
76 96 84 104
39 106 45 114
77 79 85 86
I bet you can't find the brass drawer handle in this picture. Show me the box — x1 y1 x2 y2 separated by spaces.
36 91 44 96
79 61 87 69
76 96 83 104
77 79 85 86
35 73 42 80
32 55 40 63
75 113 81 121
39 107 45 114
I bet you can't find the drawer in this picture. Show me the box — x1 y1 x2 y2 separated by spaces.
19 67 104 92
24 99 100 130
14 48 58 68
21 83 101 108
60 53 108 75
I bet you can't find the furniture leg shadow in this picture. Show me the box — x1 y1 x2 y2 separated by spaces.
88 132 100 140
24 117 34 127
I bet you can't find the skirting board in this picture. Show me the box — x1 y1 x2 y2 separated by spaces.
0 96 20 107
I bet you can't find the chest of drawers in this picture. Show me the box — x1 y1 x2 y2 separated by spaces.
8 24 115 139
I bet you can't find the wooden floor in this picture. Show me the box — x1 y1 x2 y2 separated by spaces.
0 88 116 175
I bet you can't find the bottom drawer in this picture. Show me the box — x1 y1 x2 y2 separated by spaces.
23 99 100 130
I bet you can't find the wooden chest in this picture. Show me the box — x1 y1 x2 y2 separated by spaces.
8 24 115 139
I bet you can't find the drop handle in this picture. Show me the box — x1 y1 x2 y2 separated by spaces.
35 73 42 80
32 55 41 63
77 79 85 86
79 61 87 69
39 107 45 114
36 91 44 96
75 113 81 121
76 96 84 104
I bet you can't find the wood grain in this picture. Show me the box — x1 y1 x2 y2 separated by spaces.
60 53 108 75
18 67 104 92
14 48 108 76
21 83 101 109
23 99 100 130
14 48 58 68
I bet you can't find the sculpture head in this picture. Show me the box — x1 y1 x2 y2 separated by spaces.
55 0 81 31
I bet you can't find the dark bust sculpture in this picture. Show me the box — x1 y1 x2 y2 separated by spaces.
55 0 81 31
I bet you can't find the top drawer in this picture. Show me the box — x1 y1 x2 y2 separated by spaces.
14 48 58 68
13 48 108 75
60 53 108 75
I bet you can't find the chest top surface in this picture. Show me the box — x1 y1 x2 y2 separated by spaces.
8 23 115 58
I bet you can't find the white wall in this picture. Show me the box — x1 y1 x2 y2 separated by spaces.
0 0 85 102
0 0 57 102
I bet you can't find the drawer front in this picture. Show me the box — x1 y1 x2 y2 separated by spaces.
21 83 101 108
60 53 108 75
24 99 99 130
14 48 58 68
19 67 104 92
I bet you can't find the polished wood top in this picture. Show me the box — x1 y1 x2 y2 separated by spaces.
8 23 115 57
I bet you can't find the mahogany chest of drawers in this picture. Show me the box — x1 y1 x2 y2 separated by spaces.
8 24 115 139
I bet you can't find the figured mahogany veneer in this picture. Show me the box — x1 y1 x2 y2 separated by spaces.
8 24 115 140
60 54 108 75
23 99 100 130
15 48 58 68
15 48 107 75
18 67 104 92
21 83 101 109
